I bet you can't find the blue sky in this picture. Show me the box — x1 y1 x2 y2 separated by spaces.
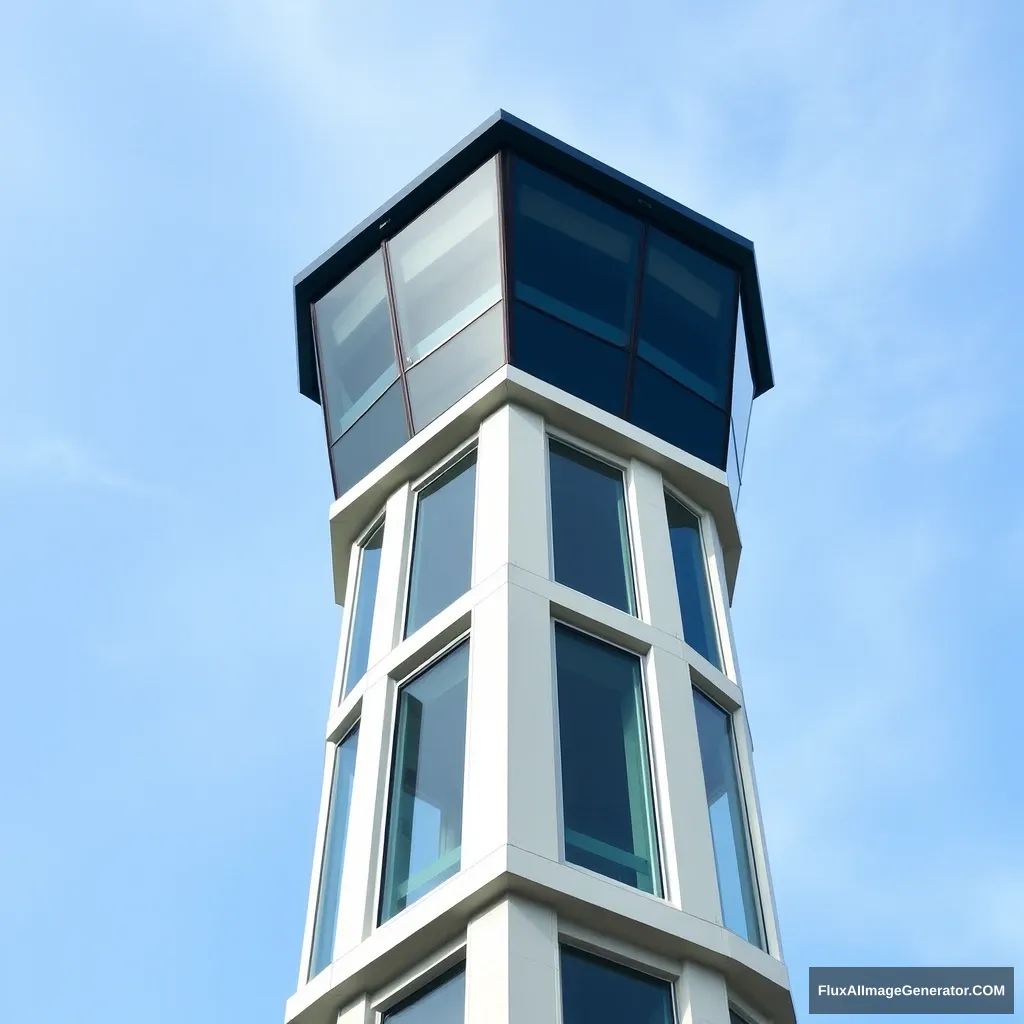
1 2 1021 1022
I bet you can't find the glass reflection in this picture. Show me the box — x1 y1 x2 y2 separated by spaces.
548 440 634 614
380 642 469 922
560 947 674 1024
343 519 385 697
693 690 763 947
308 726 360 979
732 305 754 472
390 159 501 368
513 160 641 349
555 625 660 895
329 379 410 497
383 966 465 1023
314 251 398 441
638 230 738 409
405 451 477 637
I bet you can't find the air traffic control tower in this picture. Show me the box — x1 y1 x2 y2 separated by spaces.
287 111 795 1024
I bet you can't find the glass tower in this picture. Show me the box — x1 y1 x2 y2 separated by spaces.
288 111 795 1024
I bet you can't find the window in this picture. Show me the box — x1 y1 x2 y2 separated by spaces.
382 965 466 1023
380 641 469 922
549 439 635 615
511 160 640 417
308 726 360 979
554 625 660 895
665 495 721 669
314 250 399 442
343 519 385 697
560 946 674 1024
405 451 478 637
692 690 763 947
329 378 410 497
390 159 502 368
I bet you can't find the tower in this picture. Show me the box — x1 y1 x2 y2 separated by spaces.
287 112 795 1024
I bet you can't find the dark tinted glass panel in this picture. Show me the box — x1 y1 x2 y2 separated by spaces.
665 496 720 668
549 440 634 614
560 947 674 1024
727 432 741 511
513 160 641 348
380 643 469 922
732 306 754 472
513 302 628 416
408 302 505 431
330 380 410 497
383 965 466 1023
554 625 660 894
314 251 398 441
639 231 738 409
405 452 477 636
629 359 728 468
693 690 763 947
343 520 385 697
308 726 360 979
391 159 501 367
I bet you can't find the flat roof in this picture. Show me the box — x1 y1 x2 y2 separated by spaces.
294 110 774 404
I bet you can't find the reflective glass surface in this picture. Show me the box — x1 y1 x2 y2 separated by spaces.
407 302 504 431
329 379 410 497
549 440 634 614
383 966 465 1023
693 689 763 947
560 947 674 1024
405 451 477 637
727 433 741 511
513 301 629 417
391 159 502 368
731 305 754 472
554 625 660 895
638 230 738 409
513 160 641 349
629 358 728 468
309 726 360 979
314 251 398 441
665 496 721 668
380 642 469 922
343 520 385 697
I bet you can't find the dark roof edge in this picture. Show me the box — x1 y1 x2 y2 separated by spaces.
295 110 774 403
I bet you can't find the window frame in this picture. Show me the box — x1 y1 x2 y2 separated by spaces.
373 630 474 927
692 685 767 949
544 429 640 618
306 720 361 981
663 482 729 674
550 618 666 901
338 511 388 704
399 438 480 641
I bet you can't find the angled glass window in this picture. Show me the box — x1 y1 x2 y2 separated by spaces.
693 689 763 948
390 159 502 368
380 641 469 922
405 451 477 637
343 519 385 697
731 304 754 473
329 378 410 497
314 251 398 442
665 495 721 669
308 725 360 979
383 965 466 1023
554 625 660 895
638 230 739 410
549 440 634 614
513 160 641 348
560 946 674 1024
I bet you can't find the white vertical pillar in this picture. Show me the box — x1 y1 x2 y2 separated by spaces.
465 899 559 1024
332 673 392 955
627 459 683 638
646 646 722 925
336 995 371 1024
677 961 732 1024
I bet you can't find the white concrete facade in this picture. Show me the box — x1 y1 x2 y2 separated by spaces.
288 370 795 1024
